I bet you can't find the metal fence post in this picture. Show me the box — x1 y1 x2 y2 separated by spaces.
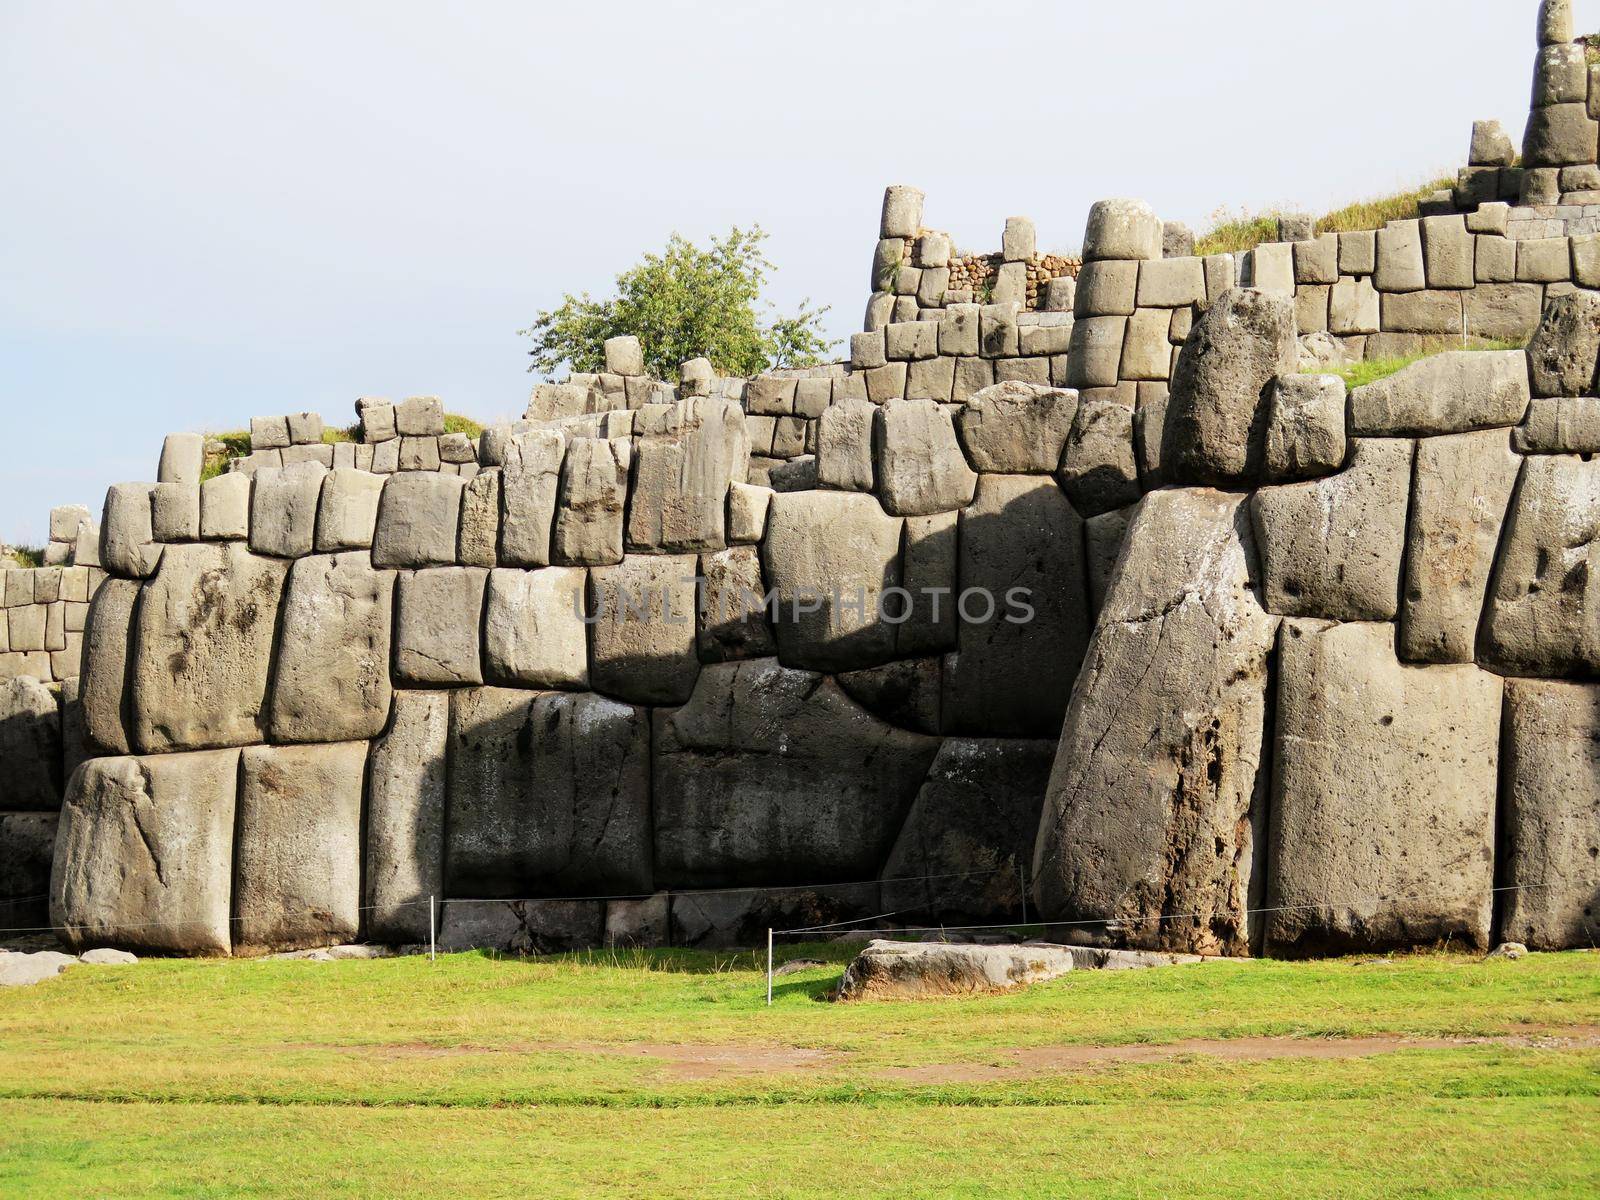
766 928 773 1006
429 894 436 963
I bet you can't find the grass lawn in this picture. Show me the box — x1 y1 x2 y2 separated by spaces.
0 944 1596 1197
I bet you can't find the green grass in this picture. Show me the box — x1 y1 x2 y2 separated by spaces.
1196 175 1456 257
1310 338 1527 389
200 431 252 482
3 545 45 568
0 946 1595 1194
444 412 485 439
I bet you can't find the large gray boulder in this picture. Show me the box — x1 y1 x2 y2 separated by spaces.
586 555 700 704
1498 680 1600 950
652 659 940 887
482 567 589 689
1398 431 1522 663
625 398 747 553
233 742 366 955
1251 438 1413 622
815 398 876 493
943 475 1088 738
268 552 395 743
1349 351 1530 435
1262 374 1346 482
436 899 604 955
365 690 448 943
393 567 487 686
1526 291 1600 398
1264 621 1501 957
760 490 904 673
80 578 140 756
1481 455 1600 676
248 463 327 559
372 472 466 569
51 748 240 956
129 542 289 753
552 436 630 566
314 468 385 552
499 428 565 567
956 382 1078 473
445 688 652 896
873 398 978 516
100 483 160 579
881 738 1055 923
669 884 879 950
1516 396 1600 453
1164 288 1298 485
697 545 777 663
1058 396 1140 516
1033 488 1278 957
836 940 1076 1001
0 676 61 810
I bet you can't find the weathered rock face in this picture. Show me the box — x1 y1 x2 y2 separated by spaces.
130 543 289 754
836 940 1076 1001
1498 680 1600 950
552 437 630 566
1033 489 1278 957
1251 438 1413 622
268 553 395 743
437 899 604 954
586 555 700 704
372 472 464 568
445 688 652 897
51 749 240 956
0 811 58 929
874 398 978 516
626 398 747 553
482 567 589 690
1265 621 1501 957
393 567 487 686
80 578 140 756
1526 291 1600 398
760 490 904 673
365 691 448 944
1481 455 1600 676
653 659 939 887
1399 431 1522 664
697 545 776 663
1348 351 1530 436
1263 374 1346 482
1164 288 1298 486
943 475 1088 738
668 885 878 950
0 676 62 810
233 742 366 955
956 382 1078 473
881 738 1054 922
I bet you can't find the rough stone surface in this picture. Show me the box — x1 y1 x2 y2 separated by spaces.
1263 374 1346 482
80 578 139 756
130 542 289 753
944 476 1087 738
1399 431 1522 664
1349 351 1531 435
1 812 59 929
1251 438 1414 622
625 399 746 553
1165 288 1298 486
1034 489 1278 957
445 688 651 896
51 748 240 956
249 464 326 559
1265 621 1500 957
1082 199 1162 262
881 738 1054 923
1498 680 1600 950
836 657 942 735
482 567 589 689
874 399 978 516
436 900 604 955
586 555 700 704
653 659 939 887
233 742 365 955
101 483 160 579
365 690 448 943
957 382 1077 474
760 490 903 673
315 469 385 552
1481 455 1600 675
1058 397 1139 517
268 552 394 743
1526 291 1600 398
499 429 565 567
815 399 876 492
0 676 62 810
552 437 630 566
199 473 251 541
372 472 466 568
393 567 488 686
836 940 1075 1001
1516 396 1600 452
697 545 776 663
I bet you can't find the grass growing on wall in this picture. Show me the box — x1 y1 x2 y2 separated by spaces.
1309 337 1527 390
3 546 45 567
444 412 485 439
1195 176 1457 257
199 431 252 482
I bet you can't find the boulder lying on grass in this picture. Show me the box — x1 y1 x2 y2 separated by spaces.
835 939 1076 1000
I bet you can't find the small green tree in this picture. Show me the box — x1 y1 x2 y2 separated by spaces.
521 226 834 380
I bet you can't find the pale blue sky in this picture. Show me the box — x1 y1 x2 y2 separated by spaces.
0 0 1567 543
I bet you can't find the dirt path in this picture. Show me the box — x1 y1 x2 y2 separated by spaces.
315 1026 1600 1082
